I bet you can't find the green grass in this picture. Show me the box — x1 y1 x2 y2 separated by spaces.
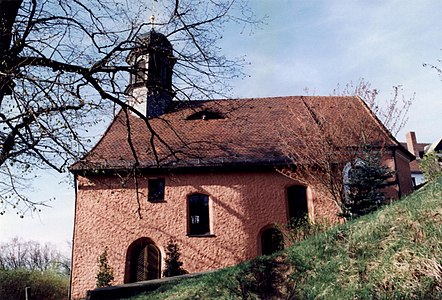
129 177 442 299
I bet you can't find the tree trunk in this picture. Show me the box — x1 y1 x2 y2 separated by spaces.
0 0 22 101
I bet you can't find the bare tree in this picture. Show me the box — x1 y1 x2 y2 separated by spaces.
279 80 414 217
0 237 70 274
331 79 414 136
0 0 262 215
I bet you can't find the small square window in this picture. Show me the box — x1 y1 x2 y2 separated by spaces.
148 178 165 202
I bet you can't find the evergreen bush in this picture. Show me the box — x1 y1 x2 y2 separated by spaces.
163 239 188 277
96 247 114 287
342 148 392 219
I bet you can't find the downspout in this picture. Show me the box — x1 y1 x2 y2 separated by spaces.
68 173 79 300
392 147 402 198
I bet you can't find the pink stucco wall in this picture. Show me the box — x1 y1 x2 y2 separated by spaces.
70 170 337 299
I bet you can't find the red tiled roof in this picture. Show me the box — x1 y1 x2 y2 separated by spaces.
70 96 406 171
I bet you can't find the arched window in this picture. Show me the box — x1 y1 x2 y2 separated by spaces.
261 227 284 255
188 194 210 236
124 238 161 283
287 185 308 224
134 59 146 83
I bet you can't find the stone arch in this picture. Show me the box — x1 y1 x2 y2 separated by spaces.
259 226 284 256
124 237 161 283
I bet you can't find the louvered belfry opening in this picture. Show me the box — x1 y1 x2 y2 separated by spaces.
125 238 161 283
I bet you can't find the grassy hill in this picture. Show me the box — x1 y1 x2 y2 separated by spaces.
130 177 442 299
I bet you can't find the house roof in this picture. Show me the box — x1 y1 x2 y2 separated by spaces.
70 96 410 172
400 142 430 173
400 142 429 157
426 138 442 154
409 160 424 174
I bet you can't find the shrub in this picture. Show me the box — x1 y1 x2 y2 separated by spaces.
342 149 392 219
96 247 114 287
232 255 294 300
163 239 188 277
0 269 69 300
420 151 442 182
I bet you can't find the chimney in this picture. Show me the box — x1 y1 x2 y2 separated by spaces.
406 131 419 158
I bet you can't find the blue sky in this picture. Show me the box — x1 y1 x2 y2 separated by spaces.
227 0 441 142
1 0 441 254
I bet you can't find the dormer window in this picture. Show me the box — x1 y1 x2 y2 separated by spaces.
186 110 224 120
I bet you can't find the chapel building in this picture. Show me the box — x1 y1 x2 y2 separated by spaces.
69 29 414 299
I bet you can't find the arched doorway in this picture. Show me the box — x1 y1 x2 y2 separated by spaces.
260 227 284 255
125 238 161 283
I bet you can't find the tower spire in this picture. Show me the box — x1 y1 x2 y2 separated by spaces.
150 14 155 30
150 0 157 30
126 14 176 118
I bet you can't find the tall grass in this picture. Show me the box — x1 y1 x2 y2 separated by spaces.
130 177 442 299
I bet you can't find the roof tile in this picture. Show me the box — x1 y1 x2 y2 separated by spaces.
71 96 403 171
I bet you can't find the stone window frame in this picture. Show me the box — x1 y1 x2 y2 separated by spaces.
187 193 215 237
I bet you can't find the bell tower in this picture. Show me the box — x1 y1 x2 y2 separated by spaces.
127 21 176 118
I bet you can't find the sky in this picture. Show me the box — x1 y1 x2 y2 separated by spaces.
1 0 442 255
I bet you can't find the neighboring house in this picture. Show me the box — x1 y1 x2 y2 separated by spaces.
402 131 431 187
69 30 414 299
425 138 442 156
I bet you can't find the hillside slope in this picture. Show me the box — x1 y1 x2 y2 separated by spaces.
131 177 442 300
